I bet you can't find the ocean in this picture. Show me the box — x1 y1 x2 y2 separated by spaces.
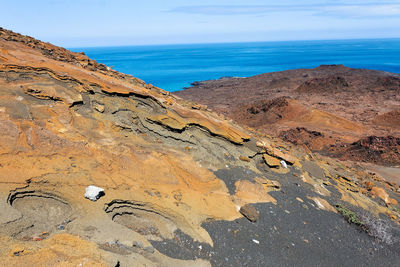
71 38 400 92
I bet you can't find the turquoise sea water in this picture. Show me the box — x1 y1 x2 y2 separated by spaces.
71 39 400 92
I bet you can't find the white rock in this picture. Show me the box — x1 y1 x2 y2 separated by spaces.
280 160 288 168
84 185 105 201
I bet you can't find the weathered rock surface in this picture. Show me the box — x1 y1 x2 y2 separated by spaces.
176 64 400 166
0 29 399 266
329 136 400 166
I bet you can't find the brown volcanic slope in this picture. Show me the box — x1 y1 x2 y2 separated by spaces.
0 29 399 266
175 65 400 165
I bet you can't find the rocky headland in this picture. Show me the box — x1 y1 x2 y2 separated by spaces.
0 28 399 266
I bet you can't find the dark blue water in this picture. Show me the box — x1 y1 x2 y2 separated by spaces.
71 39 400 92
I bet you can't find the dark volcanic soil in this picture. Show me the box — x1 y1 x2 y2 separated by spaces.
151 165 400 266
175 65 400 166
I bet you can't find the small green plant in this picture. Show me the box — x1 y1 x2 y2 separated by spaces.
335 204 397 245
335 204 364 226
336 163 345 170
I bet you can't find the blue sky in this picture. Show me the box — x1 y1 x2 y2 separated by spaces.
1 0 400 47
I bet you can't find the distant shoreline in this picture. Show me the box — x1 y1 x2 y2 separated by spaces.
72 39 400 92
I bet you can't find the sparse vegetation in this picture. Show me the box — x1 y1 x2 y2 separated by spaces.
335 204 397 245
359 212 397 245
335 204 364 226
336 163 345 170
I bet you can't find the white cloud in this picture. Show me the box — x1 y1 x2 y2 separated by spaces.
169 3 400 17
170 5 283 15
320 4 400 17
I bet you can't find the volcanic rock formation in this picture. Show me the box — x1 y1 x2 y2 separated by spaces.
176 65 400 166
0 29 399 266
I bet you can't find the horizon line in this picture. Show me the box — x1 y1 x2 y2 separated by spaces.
67 36 400 49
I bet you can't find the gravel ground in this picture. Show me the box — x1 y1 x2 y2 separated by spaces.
151 165 400 266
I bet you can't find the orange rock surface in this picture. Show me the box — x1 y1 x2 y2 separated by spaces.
0 28 274 266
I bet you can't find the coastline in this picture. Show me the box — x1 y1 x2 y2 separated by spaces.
72 38 400 92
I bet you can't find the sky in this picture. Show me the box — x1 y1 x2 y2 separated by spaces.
1 0 400 47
